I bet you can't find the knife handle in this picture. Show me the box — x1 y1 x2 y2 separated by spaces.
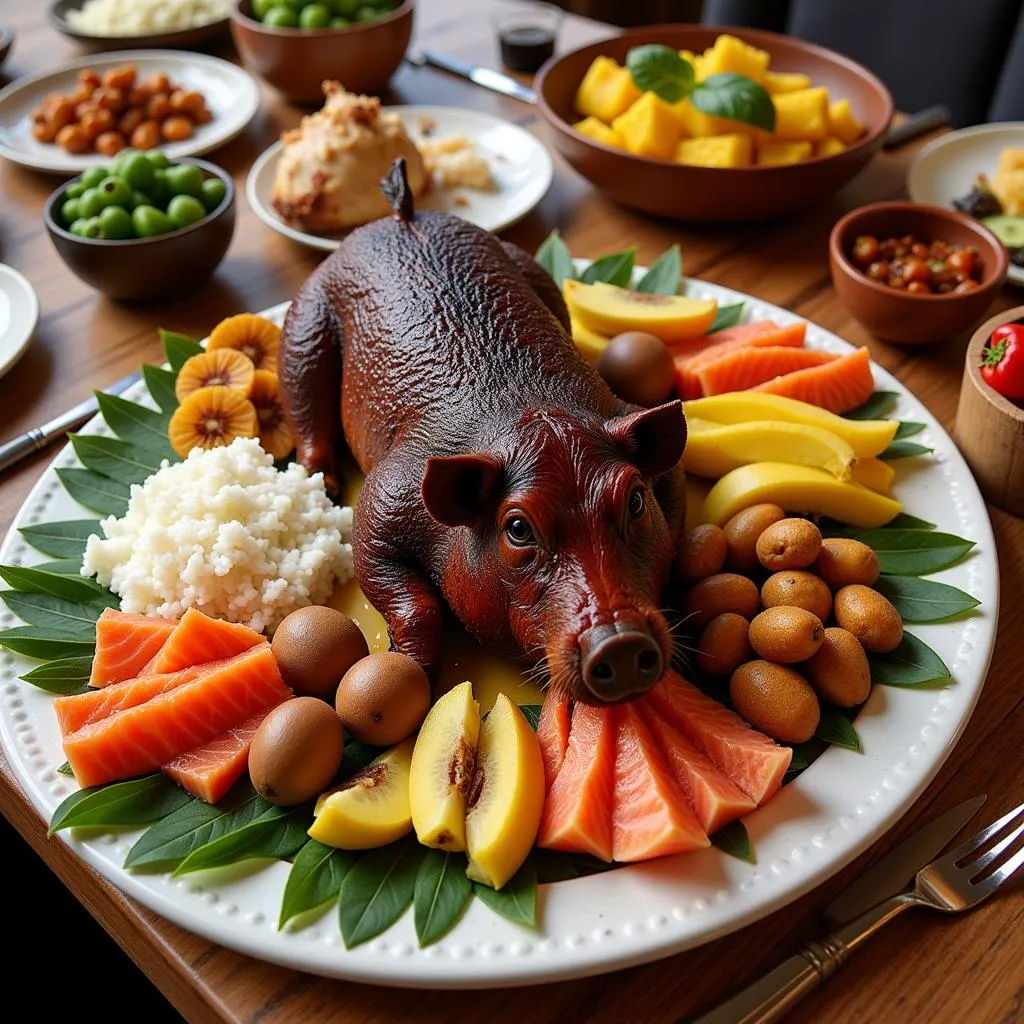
0 429 46 476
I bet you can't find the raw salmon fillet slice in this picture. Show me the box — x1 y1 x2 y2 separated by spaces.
537 702 615 861
611 703 708 862
636 700 756 834
62 643 290 789
162 708 272 805
146 607 264 674
673 321 807 399
645 671 791 805
753 346 875 415
695 346 836 397
537 691 571 795
88 609 178 688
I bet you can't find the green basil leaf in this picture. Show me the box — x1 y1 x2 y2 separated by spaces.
19 520 101 560
815 710 862 752
49 773 192 835
161 329 204 373
473 859 538 927
855 529 975 575
339 837 425 948
518 704 542 731
870 632 950 687
692 73 775 131
124 796 226 872
894 421 926 439
635 244 682 295
879 441 933 461
33 558 91 575
707 302 745 333
0 626 94 661
710 819 755 863
0 592 99 640
279 839 356 930
873 575 980 623
414 849 472 947
57 761 74 776
626 44 695 103
55 468 132 517
142 363 180 414
534 230 576 289
95 391 176 458
0 564 114 607
843 391 900 420
70 434 164 486
20 656 93 695
579 248 636 288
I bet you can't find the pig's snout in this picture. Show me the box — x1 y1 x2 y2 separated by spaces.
579 622 663 703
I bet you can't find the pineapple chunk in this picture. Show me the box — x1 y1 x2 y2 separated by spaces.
672 97 757 138
772 87 830 141
573 116 624 149
612 92 686 160
692 52 710 82
575 56 642 124
699 33 770 83
827 98 864 145
764 70 812 94
675 134 753 168
997 147 1024 175
992 169 1024 216
757 140 814 166
815 136 847 158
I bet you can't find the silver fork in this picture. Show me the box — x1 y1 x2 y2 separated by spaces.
687 800 1024 1024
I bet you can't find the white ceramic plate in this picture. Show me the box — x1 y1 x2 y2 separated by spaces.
0 264 40 381
0 49 260 174
0 283 997 989
247 105 555 250
907 121 1024 287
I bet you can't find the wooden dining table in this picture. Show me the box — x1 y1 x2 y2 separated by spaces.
1 2 1022 1022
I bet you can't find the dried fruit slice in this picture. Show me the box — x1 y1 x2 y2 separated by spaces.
207 313 281 373
167 385 258 459
249 369 295 460
175 348 256 403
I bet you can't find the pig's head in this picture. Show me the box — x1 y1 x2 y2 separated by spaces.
421 401 685 704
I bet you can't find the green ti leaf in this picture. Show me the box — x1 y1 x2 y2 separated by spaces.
843 390 901 420
710 820 755 863
56 468 131 516
884 513 936 531
534 230 576 289
873 575 980 623
142 363 180 414
94 391 176 458
869 632 950 687
635 244 682 295
70 434 164 486
626 44 695 103
18 520 100 560
279 840 357 930
707 302 745 333
414 849 473 947
20 656 93 695
815 710 862 752
162 329 204 373
894 421 926 439
579 248 636 288
855 529 975 575
879 440 933 461
692 73 775 132
32 558 93 575
472 859 538 928
124 796 226 872
0 591 100 640
49 773 193 835
339 837 426 948
0 627 94 661
0 564 114 607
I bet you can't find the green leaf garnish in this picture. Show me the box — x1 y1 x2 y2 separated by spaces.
70 434 164 486
49 773 192 835
579 248 636 288
20 656 94 695
32 558 92 575
885 513 936 531
870 632 950 687
815 710 862 752
339 837 425 948
142 363 180 415
279 840 356 930
124 796 226 872
894 421 926 439
0 592 100 640
161 329 204 373
626 44 695 103
0 626 94 661
18 520 100 560
692 73 775 132
854 529 975 575
843 390 900 420
94 391 176 458
55 468 131 516
707 302 745 333
873 575 980 623
879 440 933 460
473 859 538 927
710 820 755 863
635 244 682 295
0 564 114 607
534 230 576 289
414 849 473 947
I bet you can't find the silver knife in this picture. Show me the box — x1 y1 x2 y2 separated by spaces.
0 368 143 477
406 51 538 105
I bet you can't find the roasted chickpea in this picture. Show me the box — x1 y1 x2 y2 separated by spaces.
147 72 172 94
170 89 205 115
74 100 98 121
93 86 125 111
130 119 161 150
71 81 95 105
32 120 57 143
78 68 102 89
55 124 89 153
46 98 75 131
146 93 172 121
192 104 213 125
102 65 137 91
95 130 127 156
161 115 194 142
128 85 153 108
118 108 144 136
80 107 114 141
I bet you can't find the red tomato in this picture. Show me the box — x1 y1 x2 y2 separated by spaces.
980 324 1024 401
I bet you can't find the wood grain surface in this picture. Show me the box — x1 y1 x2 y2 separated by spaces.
1 3 1022 1023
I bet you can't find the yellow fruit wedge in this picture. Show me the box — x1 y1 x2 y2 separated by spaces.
465 693 545 890
308 738 415 850
703 462 902 529
682 417 857 481
850 457 896 495
564 279 717 343
570 315 610 365
683 392 898 458
409 680 481 852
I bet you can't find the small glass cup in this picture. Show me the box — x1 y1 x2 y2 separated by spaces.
491 0 564 75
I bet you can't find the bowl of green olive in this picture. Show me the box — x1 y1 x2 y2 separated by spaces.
43 151 235 302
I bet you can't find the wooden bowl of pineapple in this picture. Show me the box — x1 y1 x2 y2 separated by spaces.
535 25 894 222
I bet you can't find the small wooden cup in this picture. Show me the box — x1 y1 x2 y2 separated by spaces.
954 305 1024 518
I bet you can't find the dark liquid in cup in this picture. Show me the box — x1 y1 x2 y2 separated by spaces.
498 23 556 73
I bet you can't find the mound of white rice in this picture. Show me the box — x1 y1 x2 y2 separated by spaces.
82 437 353 634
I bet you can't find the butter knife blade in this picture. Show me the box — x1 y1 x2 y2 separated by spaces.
822 793 986 928
413 51 537 104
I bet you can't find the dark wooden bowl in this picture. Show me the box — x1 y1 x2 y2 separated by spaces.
534 23 894 222
829 201 1008 346
229 0 414 105
48 1 231 51
43 157 236 303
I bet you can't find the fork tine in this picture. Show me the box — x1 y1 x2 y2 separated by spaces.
939 800 1024 867
970 815 1024 876
970 840 1024 901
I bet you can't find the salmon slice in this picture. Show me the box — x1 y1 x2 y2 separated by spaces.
673 322 807 399
636 701 756 834
146 607 264 674
695 346 837 397
62 643 290 789
611 703 708 862
645 671 791 805
537 702 615 861
88 609 178 688
753 346 876 415
162 708 272 805
537 691 571 795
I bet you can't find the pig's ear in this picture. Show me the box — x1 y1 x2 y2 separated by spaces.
605 401 686 477
421 453 504 528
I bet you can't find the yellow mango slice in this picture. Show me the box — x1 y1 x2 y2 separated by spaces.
575 55 642 124
997 148 1024 175
672 97 758 138
757 140 814 166
675 133 753 168
764 70 812 94
573 115 624 149
815 136 847 158
612 92 686 160
703 462 902 529
827 98 864 145
570 315 610 364
700 34 770 83
564 279 717 343
850 457 896 495
772 87 830 141
682 392 899 457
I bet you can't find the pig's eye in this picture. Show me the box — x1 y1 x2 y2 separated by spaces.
504 515 536 546
629 487 645 518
